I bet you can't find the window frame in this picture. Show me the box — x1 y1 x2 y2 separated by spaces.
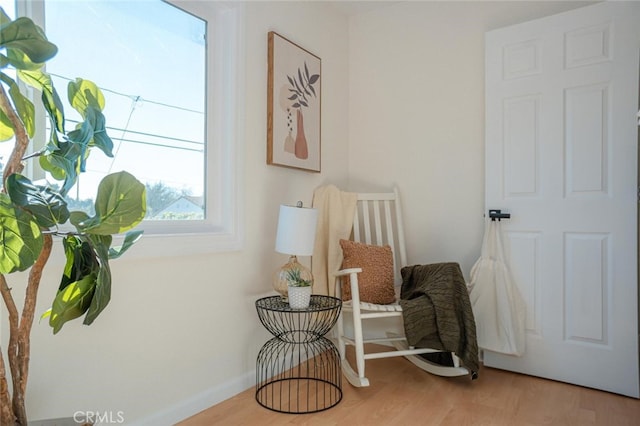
16 0 245 256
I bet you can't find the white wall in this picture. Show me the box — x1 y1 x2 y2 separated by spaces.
7 1 350 423
5 0 599 423
347 1 594 278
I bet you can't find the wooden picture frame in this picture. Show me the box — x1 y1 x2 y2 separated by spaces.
267 31 321 172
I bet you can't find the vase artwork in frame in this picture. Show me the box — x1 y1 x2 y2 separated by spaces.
267 31 321 172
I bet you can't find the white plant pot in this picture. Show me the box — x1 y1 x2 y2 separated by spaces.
288 285 312 309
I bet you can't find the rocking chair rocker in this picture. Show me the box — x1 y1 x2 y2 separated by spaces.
334 188 471 387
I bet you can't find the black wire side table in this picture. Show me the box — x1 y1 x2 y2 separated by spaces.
255 295 342 414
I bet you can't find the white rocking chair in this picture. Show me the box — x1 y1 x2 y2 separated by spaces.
334 188 470 387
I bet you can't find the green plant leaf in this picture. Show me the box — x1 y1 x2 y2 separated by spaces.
60 236 82 291
0 16 58 64
85 106 113 157
285 267 312 287
17 68 64 132
0 108 14 141
6 173 69 228
67 118 93 147
5 49 42 71
83 234 112 325
0 6 11 26
38 140 82 195
68 78 105 118
38 152 66 181
48 272 97 334
5 47 45 71
109 230 143 259
66 117 93 174
0 72 35 137
69 211 89 229
45 235 102 333
0 193 43 274
76 171 146 235
58 236 98 292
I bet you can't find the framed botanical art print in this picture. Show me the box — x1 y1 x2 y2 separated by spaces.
267 31 321 172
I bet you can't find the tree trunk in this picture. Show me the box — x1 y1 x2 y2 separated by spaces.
1 273 22 425
0 350 16 424
0 235 52 425
0 84 27 181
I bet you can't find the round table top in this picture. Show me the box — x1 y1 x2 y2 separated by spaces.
255 294 341 313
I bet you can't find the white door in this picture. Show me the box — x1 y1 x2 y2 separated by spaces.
485 2 640 397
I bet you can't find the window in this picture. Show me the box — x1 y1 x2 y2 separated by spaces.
44 0 207 222
1 0 244 253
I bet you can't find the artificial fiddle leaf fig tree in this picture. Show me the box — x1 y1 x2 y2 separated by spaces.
0 9 146 425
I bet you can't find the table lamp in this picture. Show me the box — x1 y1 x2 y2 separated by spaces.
273 202 318 300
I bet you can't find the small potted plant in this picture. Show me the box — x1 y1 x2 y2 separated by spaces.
286 268 312 309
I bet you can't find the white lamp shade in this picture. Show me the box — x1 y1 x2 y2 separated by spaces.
275 204 318 256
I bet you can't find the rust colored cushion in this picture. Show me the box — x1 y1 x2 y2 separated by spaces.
339 239 396 304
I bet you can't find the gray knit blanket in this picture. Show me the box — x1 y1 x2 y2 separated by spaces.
399 262 479 379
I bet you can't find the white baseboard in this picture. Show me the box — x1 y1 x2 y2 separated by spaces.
132 370 255 426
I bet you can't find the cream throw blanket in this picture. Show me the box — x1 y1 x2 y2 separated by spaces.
311 185 357 296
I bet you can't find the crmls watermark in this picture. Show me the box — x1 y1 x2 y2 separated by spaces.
73 411 125 425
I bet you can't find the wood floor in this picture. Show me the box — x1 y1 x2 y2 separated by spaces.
178 345 640 425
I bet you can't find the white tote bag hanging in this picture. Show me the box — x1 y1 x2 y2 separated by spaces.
468 218 526 356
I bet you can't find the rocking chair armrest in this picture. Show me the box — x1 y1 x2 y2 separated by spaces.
334 268 363 277
334 268 364 302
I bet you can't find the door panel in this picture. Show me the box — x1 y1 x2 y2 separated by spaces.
484 2 640 397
